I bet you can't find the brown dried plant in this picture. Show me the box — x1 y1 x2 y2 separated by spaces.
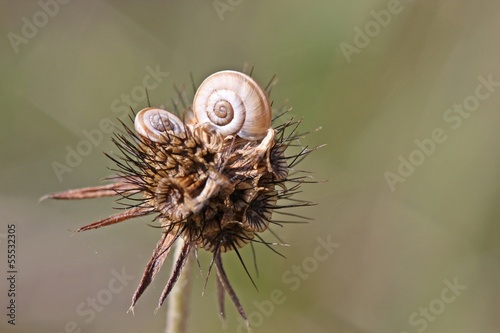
43 69 321 325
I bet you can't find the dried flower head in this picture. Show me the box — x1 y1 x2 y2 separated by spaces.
44 69 321 323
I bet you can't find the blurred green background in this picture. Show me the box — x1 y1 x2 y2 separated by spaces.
1 1 499 332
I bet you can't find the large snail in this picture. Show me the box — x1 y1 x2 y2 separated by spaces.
192 70 272 140
134 107 185 142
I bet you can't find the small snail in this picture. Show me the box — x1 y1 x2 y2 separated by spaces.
134 107 185 142
193 70 272 140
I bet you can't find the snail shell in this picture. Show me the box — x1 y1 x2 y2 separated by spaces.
193 70 272 140
134 108 185 142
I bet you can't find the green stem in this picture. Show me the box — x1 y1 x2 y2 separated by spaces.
165 239 194 333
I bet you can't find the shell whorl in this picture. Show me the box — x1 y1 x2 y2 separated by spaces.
193 70 272 140
134 108 185 142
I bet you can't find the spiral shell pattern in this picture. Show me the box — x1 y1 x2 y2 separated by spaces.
134 108 185 142
193 70 272 140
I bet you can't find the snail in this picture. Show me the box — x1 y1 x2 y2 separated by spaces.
192 70 272 140
134 107 185 142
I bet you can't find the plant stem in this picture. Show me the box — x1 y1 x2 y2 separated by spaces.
165 239 193 333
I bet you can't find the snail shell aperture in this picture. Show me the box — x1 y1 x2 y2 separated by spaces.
134 108 185 142
193 70 272 140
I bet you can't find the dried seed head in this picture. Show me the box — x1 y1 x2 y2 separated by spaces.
43 69 321 324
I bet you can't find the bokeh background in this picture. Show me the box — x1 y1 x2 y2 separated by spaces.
1 1 499 332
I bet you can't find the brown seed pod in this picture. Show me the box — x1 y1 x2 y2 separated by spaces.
43 69 320 325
